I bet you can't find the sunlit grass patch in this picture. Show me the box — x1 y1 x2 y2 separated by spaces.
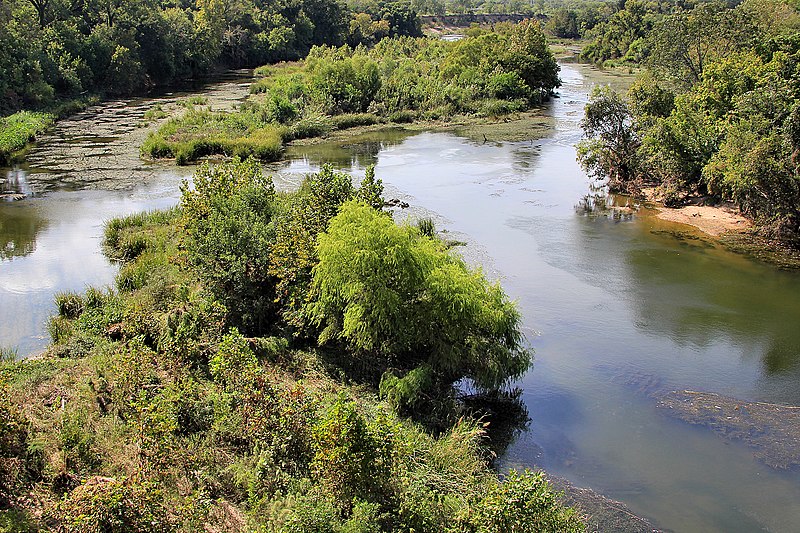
0 111 55 164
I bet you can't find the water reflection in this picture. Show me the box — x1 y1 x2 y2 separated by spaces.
281 128 414 170
1 167 33 198
0 198 47 261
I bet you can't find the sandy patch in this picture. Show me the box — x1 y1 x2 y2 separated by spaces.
652 203 751 237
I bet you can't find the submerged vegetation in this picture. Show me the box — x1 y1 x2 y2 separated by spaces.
0 159 583 531
143 21 560 164
577 0 800 247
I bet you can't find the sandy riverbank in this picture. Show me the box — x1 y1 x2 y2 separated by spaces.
653 203 751 237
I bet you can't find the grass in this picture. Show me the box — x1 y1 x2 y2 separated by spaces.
0 111 55 164
141 109 285 165
142 104 169 122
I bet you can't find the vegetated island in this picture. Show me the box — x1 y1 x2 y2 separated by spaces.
140 22 561 166
575 0 800 265
0 159 591 531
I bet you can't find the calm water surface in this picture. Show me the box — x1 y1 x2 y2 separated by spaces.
2 63 800 531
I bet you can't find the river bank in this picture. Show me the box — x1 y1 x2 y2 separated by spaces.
640 191 800 270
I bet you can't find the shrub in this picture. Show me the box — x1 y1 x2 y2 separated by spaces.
50 477 178 533
388 110 415 123
209 329 259 389
470 470 584 532
181 158 279 333
331 113 380 130
307 201 531 398
311 398 398 504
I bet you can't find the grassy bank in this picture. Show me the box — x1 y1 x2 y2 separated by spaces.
0 112 54 165
0 159 584 531
143 22 560 165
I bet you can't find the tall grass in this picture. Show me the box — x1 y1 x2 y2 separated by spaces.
141 109 284 164
0 111 55 164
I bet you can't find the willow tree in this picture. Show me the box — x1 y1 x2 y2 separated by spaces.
306 201 531 409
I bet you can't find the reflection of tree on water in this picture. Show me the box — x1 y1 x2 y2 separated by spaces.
575 190 635 221
611 221 800 384
1 168 33 198
284 128 414 169
0 201 47 260
461 388 530 461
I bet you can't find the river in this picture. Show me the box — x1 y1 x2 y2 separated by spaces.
2 63 800 531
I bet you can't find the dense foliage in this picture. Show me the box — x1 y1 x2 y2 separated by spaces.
144 22 560 164
0 159 584 531
578 0 800 245
0 0 424 115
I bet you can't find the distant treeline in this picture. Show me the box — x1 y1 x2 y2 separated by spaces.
0 0 423 114
578 0 800 246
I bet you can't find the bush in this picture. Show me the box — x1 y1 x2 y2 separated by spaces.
50 477 178 533
55 292 85 320
311 398 398 504
307 201 531 398
388 110 415 123
331 113 380 130
181 158 279 333
470 470 584 532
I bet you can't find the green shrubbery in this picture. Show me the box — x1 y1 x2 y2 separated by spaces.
0 158 582 531
141 109 285 165
144 23 560 164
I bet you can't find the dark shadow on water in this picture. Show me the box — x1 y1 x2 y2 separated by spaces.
460 388 531 462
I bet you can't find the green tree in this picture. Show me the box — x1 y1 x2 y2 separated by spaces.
647 2 756 87
307 201 531 403
577 85 641 194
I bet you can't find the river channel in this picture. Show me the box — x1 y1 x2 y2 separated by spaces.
3 63 800 531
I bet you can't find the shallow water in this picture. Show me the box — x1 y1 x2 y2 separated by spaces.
2 63 800 531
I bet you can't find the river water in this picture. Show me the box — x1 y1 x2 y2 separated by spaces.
3 63 800 531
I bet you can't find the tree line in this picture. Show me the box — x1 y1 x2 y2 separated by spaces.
0 0 422 115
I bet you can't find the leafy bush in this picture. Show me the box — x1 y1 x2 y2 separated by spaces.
311 397 398 504
50 477 178 533
308 201 531 400
181 158 279 333
331 113 380 129
470 470 584 532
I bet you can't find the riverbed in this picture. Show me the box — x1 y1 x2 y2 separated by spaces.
3 64 800 531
